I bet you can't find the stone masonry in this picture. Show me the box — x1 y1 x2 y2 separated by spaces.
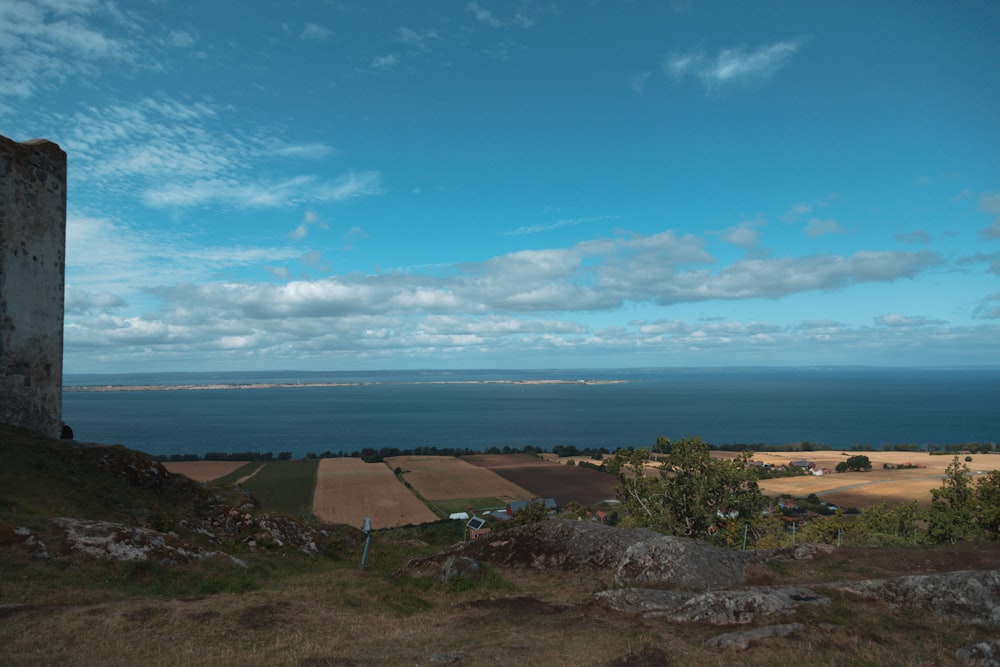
0 135 67 438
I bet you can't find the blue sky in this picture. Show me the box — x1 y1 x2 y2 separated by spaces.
2 1 999 373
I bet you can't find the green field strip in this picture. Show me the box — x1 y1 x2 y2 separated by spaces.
422 497 510 516
239 459 319 518
208 462 261 487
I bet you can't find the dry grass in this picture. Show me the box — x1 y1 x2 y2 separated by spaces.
312 458 438 529
2 566 991 667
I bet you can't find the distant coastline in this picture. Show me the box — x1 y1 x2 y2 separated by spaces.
64 378 628 392
62 368 999 456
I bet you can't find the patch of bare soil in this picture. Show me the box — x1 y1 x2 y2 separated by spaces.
463 454 619 507
162 460 250 482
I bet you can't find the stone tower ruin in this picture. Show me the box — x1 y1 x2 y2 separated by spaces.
0 135 67 439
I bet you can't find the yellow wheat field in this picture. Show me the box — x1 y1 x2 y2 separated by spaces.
385 455 533 501
312 458 438 529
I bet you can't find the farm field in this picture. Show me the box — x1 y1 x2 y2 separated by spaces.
312 458 438 529
386 455 534 515
738 450 1000 508
463 453 619 508
239 459 318 518
164 450 1000 524
386 455 533 501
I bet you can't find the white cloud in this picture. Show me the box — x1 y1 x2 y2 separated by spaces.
0 0 136 101
290 211 328 240
169 30 196 48
65 211 301 297
112 233 943 327
503 215 612 236
780 194 838 223
466 3 535 30
372 53 399 69
65 286 127 315
45 98 381 210
805 218 845 237
974 294 1000 320
896 230 931 245
467 2 506 28
342 226 368 251
666 40 803 91
721 222 761 249
628 71 651 94
396 27 439 51
875 314 945 327
272 142 337 160
301 23 332 41
979 192 1000 240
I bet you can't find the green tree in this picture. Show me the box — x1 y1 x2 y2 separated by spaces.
850 501 927 547
607 437 766 547
561 500 588 520
927 457 980 543
798 509 852 545
974 469 1000 539
508 500 550 527
652 436 672 454
845 455 872 472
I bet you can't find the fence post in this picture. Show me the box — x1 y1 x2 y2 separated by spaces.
360 517 372 569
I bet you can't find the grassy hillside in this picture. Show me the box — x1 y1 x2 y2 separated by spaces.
2 424 999 666
0 424 219 527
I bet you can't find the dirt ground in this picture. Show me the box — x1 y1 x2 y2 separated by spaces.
385 455 533 501
312 458 438 529
162 460 249 482
463 454 619 508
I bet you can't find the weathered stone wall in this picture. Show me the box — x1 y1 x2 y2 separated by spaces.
0 135 67 438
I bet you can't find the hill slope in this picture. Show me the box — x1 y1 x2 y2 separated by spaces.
2 424 1000 666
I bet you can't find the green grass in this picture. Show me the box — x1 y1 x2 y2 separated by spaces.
209 462 260 486
5 423 1000 667
238 459 319 518
423 497 509 516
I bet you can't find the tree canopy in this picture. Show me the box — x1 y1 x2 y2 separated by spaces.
606 437 766 547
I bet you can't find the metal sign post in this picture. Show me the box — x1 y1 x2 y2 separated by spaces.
360 516 372 569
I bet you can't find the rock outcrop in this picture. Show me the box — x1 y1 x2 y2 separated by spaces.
596 586 829 624
703 622 808 650
822 569 1000 626
408 520 754 590
52 517 247 567
956 639 1000 667
615 536 751 590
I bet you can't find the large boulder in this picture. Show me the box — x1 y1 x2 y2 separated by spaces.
408 520 754 591
615 536 751 590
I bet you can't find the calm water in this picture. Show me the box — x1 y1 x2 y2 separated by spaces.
61 368 999 458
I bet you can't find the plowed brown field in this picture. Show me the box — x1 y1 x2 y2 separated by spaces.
462 454 619 507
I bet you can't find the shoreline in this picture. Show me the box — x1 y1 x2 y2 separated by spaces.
63 379 629 392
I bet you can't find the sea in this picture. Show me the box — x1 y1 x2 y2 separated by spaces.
60 367 999 459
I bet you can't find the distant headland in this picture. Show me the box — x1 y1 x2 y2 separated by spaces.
64 378 628 392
